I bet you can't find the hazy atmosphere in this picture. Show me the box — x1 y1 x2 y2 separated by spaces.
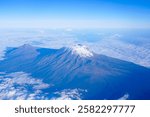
0 0 150 28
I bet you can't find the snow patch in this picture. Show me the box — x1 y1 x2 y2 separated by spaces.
71 44 93 57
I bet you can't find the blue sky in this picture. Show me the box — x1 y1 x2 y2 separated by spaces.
0 0 150 28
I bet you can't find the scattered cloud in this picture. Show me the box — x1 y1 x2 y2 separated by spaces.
0 72 51 100
0 72 87 100
51 89 87 100
118 93 129 100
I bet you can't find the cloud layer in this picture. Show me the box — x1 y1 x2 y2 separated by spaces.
0 72 86 100
0 29 150 67
87 36 150 67
0 72 50 100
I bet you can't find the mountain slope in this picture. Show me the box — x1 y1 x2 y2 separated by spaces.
0 44 150 100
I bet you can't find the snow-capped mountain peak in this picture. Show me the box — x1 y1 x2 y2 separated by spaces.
70 44 93 57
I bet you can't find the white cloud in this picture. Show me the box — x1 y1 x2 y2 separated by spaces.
0 72 51 100
0 71 87 100
118 93 129 100
51 89 87 100
33 84 52 90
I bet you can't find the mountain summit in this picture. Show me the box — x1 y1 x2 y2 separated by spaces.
70 44 93 57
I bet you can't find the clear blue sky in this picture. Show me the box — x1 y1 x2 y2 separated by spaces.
0 0 150 28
